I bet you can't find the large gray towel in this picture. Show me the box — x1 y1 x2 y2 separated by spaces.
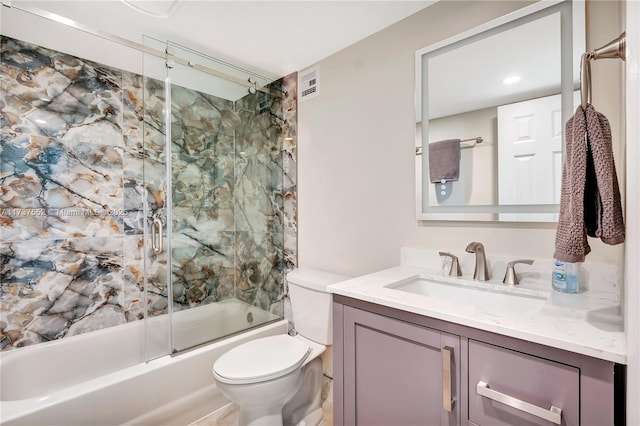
554 104 625 262
428 139 461 183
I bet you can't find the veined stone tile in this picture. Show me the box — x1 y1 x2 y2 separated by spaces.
1 36 124 145
1 132 124 241
170 230 234 309
281 72 298 270
123 151 144 209
123 209 145 235
171 156 217 209
122 71 144 152
0 237 124 350
235 230 285 313
142 77 166 135
169 153 234 213
171 85 235 133
141 155 167 212
67 304 125 337
235 175 282 237
123 234 145 321
143 235 170 318
173 207 234 236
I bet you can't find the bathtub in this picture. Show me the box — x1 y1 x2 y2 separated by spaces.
0 300 288 426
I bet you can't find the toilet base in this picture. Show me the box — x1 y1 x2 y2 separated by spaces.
283 357 324 426
298 407 323 426
238 405 285 426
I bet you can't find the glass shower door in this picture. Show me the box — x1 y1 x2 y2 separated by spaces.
143 39 285 356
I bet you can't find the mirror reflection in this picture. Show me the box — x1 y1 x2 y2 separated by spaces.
416 0 584 222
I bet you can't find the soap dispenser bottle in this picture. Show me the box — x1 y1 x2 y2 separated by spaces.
552 259 580 293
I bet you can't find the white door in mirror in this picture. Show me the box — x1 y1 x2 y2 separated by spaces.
497 93 563 206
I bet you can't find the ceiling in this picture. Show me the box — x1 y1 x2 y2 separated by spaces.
427 11 563 119
11 0 435 79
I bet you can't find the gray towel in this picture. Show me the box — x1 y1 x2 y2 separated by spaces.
428 139 461 183
583 104 625 244
554 105 624 263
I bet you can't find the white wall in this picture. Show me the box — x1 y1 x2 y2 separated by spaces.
298 0 624 278
624 0 640 422
428 107 497 206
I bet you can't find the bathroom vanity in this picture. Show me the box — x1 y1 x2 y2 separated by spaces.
330 249 625 426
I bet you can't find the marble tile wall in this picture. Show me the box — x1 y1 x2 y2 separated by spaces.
0 36 297 351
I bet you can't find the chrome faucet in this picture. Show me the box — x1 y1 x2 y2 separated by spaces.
465 242 490 281
502 259 534 285
439 252 462 277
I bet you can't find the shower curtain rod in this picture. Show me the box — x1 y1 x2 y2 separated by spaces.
1 0 283 98
580 32 626 108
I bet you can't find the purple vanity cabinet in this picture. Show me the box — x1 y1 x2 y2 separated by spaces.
333 295 619 426
340 305 460 426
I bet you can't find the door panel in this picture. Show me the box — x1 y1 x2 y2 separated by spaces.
498 93 563 206
343 306 460 426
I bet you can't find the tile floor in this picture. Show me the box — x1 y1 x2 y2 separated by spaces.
189 399 333 426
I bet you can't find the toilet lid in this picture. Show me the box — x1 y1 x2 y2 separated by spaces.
213 335 311 384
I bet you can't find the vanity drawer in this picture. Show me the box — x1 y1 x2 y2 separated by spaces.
468 340 579 426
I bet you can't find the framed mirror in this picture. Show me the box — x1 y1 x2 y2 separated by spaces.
415 0 584 222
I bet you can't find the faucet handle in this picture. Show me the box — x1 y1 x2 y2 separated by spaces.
503 259 534 285
439 252 462 277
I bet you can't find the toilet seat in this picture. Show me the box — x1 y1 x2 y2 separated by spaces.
213 335 311 385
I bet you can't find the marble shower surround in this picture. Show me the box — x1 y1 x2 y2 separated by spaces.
0 36 297 351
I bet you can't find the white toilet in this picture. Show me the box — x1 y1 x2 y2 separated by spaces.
212 268 349 426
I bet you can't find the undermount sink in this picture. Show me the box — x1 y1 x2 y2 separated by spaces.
385 276 548 315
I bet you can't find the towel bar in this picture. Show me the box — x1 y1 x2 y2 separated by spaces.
416 137 483 155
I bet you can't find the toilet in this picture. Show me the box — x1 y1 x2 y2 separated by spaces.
212 268 349 426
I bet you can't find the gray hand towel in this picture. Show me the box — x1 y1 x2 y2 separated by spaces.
428 139 461 183
555 106 589 262
554 105 624 263
583 104 625 245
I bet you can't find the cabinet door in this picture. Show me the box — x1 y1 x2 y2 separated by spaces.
342 306 460 426
468 340 579 426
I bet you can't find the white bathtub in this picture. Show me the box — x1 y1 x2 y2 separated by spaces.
0 300 288 426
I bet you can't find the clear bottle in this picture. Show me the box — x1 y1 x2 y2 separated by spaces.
552 259 579 293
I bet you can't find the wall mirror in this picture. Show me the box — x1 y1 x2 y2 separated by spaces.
415 0 584 222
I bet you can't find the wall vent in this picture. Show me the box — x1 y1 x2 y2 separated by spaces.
298 65 319 101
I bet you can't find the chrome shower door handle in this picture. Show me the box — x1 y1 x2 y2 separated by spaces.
442 346 455 412
152 215 163 254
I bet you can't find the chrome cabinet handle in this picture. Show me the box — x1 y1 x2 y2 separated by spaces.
476 381 562 425
442 346 455 412
151 215 163 254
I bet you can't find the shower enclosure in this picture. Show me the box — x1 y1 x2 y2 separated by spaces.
141 38 295 356
0 4 297 360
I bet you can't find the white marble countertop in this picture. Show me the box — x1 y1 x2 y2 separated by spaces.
329 248 626 364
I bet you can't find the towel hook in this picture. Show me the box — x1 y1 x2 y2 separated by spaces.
580 52 592 109
580 32 626 109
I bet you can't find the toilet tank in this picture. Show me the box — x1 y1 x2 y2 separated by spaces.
287 268 350 345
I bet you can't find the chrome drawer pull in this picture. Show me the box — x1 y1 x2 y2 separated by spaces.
476 381 562 425
442 346 455 412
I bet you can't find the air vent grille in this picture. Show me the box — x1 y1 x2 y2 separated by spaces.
299 65 319 101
